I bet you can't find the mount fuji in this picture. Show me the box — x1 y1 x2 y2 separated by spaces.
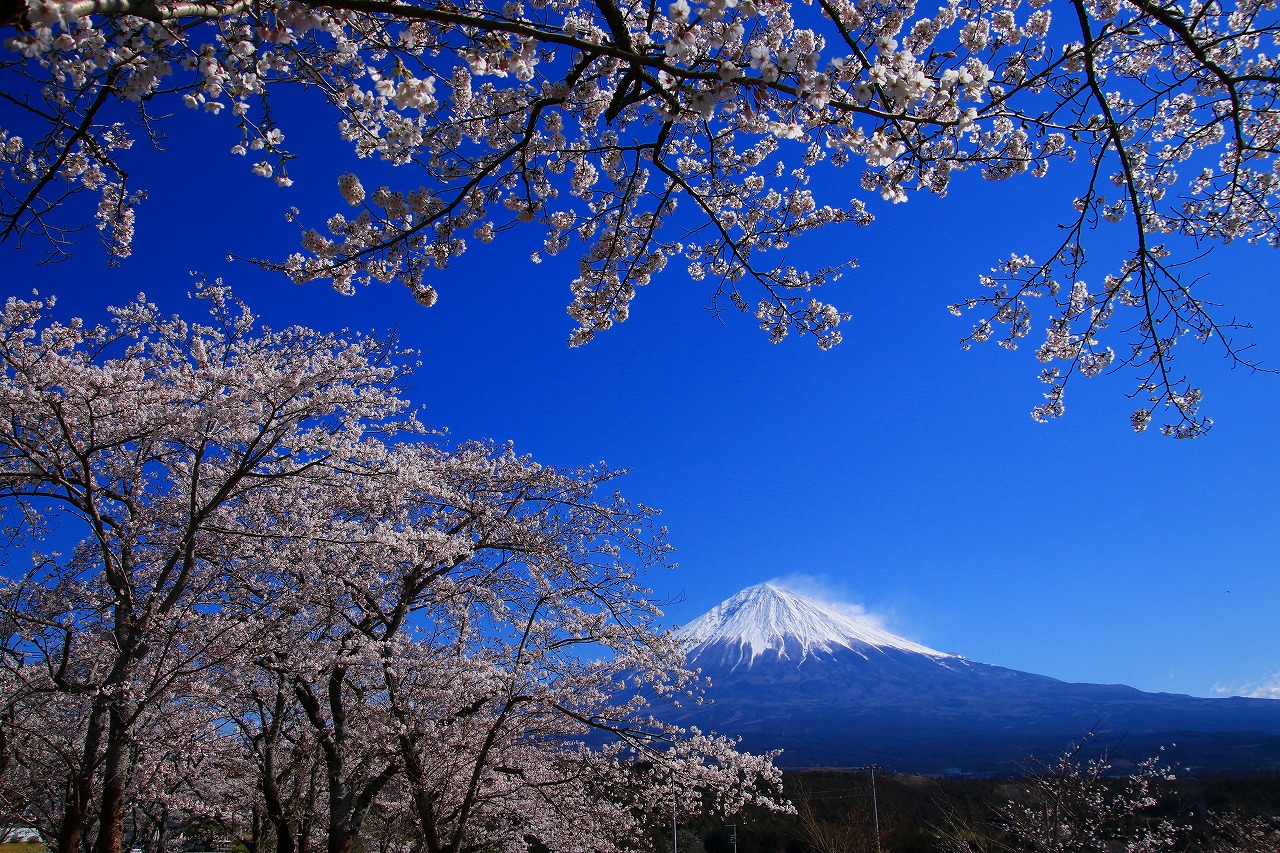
665 584 1280 774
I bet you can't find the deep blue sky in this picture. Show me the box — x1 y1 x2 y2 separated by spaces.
5 92 1279 702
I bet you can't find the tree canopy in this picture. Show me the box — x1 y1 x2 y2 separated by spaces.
2 0 1277 435
0 286 789 853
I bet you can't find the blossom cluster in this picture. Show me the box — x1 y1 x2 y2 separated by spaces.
2 0 1278 430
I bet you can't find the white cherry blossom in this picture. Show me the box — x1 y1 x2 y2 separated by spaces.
1 0 1278 434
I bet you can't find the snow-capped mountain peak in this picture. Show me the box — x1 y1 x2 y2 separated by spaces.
679 583 951 669
661 584 1280 773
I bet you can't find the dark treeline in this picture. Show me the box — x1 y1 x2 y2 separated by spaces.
676 770 1280 853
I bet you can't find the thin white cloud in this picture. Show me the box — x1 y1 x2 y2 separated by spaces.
763 572 893 632
1212 671 1280 700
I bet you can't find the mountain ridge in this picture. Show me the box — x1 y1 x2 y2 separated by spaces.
663 584 1280 774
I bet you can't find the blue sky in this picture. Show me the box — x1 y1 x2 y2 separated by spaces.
5 93 1279 702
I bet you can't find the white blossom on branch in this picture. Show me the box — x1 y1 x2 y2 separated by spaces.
2 0 1278 431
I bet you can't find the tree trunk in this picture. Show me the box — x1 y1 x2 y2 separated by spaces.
261 756 296 853
240 807 264 853
92 704 130 853
325 824 357 853
154 808 168 853
322 767 398 853
58 702 106 853
56 778 87 853
397 735 443 853
297 760 321 853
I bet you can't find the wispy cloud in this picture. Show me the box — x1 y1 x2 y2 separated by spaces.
1212 671 1280 700
763 572 892 631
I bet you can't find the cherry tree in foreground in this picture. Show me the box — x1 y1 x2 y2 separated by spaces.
0 286 788 853
2 0 1278 435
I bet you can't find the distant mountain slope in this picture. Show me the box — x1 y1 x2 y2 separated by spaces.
666 584 1280 774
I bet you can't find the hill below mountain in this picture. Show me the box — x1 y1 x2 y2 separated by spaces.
666 584 1280 774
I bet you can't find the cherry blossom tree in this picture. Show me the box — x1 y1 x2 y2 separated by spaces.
941 733 1184 852
369 559 787 853
0 284 414 853
2 0 1278 434
0 661 93 845
218 434 784 853
216 668 325 853
0 286 788 853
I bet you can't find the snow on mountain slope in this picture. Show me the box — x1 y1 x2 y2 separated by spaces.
678 582 952 669
663 584 1280 773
